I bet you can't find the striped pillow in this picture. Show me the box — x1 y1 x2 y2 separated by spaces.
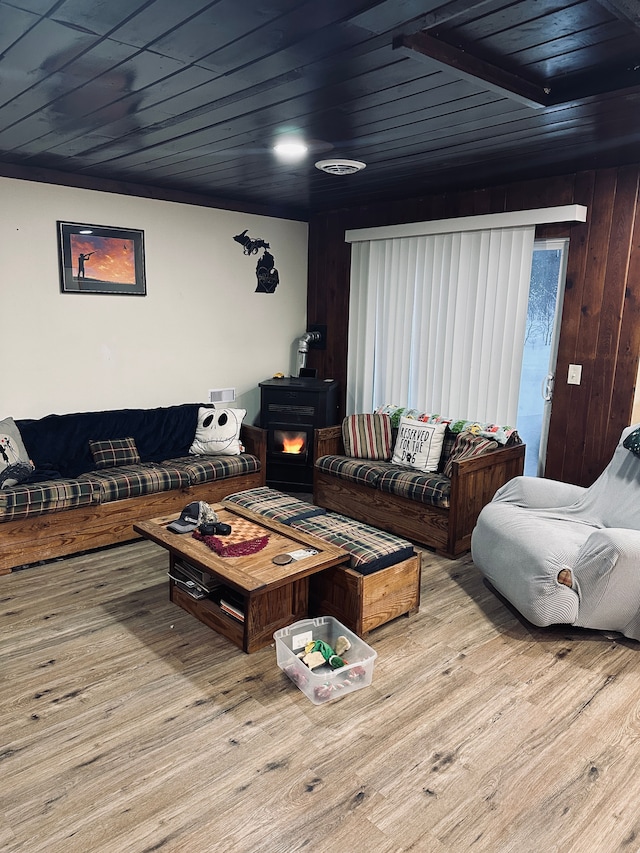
89 437 141 469
443 430 498 478
342 414 392 460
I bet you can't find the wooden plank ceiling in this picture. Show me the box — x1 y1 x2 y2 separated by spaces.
0 0 639 218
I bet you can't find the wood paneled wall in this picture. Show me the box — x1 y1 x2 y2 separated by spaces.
306 166 640 487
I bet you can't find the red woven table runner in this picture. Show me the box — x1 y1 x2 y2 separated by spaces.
192 528 269 557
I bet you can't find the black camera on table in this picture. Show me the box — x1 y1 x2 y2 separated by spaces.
199 521 232 537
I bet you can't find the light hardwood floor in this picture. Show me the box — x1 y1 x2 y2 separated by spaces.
2 540 640 853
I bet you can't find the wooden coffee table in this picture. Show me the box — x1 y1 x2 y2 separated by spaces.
133 502 348 653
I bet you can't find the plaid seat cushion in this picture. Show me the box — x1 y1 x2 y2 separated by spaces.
315 455 389 488
290 512 414 575
224 486 325 524
377 467 451 509
79 463 190 502
167 454 260 485
0 478 98 522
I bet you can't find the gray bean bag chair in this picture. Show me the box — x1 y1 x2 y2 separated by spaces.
471 424 640 641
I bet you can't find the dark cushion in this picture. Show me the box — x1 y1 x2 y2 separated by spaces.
0 478 99 522
377 468 451 509
289 512 414 575
223 486 325 523
16 404 202 478
314 455 390 488
168 454 261 484
79 463 191 502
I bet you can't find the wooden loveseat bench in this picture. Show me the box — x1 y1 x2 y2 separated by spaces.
313 408 526 558
0 404 266 574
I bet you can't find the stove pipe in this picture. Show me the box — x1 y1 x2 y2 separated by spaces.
296 330 321 373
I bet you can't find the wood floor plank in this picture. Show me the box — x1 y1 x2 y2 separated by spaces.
2 539 640 852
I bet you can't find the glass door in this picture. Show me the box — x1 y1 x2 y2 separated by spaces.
517 238 569 476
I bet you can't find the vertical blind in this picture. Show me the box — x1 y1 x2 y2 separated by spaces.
347 225 536 424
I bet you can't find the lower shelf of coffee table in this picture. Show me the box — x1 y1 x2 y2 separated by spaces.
169 564 311 653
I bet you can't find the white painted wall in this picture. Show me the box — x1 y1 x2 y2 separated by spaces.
0 177 308 422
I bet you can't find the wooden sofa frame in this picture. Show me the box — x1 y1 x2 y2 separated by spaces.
313 425 525 559
0 424 266 574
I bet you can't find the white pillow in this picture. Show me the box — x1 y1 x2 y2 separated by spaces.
391 418 447 473
0 416 34 488
189 407 246 456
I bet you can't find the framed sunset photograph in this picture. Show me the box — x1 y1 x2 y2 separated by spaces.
57 221 146 295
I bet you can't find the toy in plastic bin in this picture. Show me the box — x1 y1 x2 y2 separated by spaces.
274 616 377 704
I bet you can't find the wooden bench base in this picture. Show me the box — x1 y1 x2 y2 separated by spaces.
308 553 421 637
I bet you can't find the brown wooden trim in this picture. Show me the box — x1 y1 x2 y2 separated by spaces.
0 162 307 222
393 32 549 109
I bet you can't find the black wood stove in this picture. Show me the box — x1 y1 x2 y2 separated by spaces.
259 377 340 491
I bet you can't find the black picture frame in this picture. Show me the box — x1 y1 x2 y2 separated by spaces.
57 221 146 295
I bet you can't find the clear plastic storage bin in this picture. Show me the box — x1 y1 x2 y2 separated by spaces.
274 616 377 704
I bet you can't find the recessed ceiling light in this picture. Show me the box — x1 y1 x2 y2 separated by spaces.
315 159 366 175
273 140 309 162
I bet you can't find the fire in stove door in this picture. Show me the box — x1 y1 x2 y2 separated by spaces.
269 426 311 464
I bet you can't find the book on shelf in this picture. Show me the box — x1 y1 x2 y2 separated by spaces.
219 598 245 622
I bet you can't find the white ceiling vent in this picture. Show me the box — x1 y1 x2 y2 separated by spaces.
314 158 366 176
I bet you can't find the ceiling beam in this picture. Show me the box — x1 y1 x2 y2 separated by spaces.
419 0 500 29
393 31 550 109
593 0 640 30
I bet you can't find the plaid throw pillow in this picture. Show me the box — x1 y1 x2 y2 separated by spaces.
443 430 498 478
342 413 392 460
89 437 141 469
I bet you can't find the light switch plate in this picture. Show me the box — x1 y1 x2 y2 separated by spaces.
567 364 582 385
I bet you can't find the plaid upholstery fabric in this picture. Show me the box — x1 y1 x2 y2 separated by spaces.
314 455 390 488
342 413 392 460
167 454 260 485
438 429 457 472
79 463 190 502
0 478 98 522
89 437 141 469
377 468 451 509
290 512 414 575
224 486 325 524
443 430 499 478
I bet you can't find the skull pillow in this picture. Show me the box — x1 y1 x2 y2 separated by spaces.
189 407 246 456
